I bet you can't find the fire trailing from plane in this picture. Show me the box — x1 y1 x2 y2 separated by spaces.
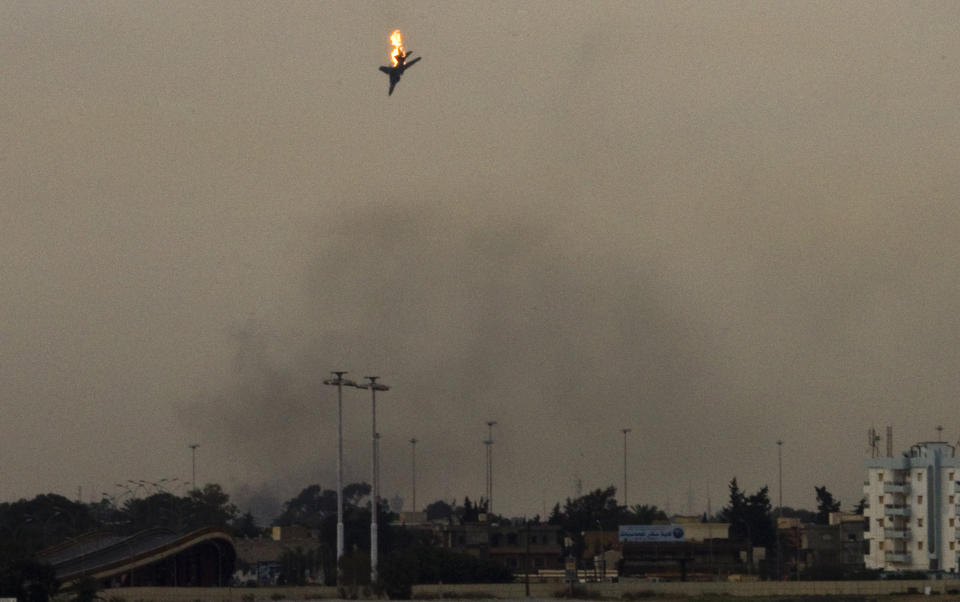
390 30 404 67
379 30 421 95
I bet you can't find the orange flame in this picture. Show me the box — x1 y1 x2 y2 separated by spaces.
390 30 404 67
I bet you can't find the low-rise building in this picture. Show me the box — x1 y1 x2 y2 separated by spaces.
442 522 564 571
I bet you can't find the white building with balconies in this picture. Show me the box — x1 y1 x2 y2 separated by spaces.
863 441 960 572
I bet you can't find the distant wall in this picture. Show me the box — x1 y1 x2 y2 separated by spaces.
102 578 960 601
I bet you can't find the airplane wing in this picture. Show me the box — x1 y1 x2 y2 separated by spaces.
404 56 421 68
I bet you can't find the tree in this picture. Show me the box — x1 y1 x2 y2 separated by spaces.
852 497 867 515
232 512 262 538
189 483 239 527
457 497 487 523
814 486 840 525
274 484 336 528
779 506 817 524
718 479 775 556
424 499 453 521
547 486 627 562
628 504 668 524
547 503 563 525
0 557 59 602
274 482 399 584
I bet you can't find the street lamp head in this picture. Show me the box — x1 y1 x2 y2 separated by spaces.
324 375 358 387
357 379 390 391
623 428 632 434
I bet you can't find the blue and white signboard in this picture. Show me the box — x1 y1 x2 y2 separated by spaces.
619 525 685 543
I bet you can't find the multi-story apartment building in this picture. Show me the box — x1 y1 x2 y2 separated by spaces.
863 441 960 572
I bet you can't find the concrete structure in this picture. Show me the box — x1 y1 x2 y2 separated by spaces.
442 522 563 571
97 578 960 601
672 515 731 541
234 531 323 586
616 520 744 580
778 512 866 576
39 527 236 588
863 440 960 572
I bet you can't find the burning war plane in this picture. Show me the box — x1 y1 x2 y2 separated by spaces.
379 30 420 95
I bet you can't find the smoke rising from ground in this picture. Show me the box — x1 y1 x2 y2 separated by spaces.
3 2 960 518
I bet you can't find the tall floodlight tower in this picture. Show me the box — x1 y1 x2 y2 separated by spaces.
322 371 357 584
410 438 419 512
776 439 783 580
485 420 497 514
357 376 389 584
189 444 199 492
621 429 631 507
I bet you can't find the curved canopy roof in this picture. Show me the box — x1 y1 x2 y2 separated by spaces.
40 527 235 586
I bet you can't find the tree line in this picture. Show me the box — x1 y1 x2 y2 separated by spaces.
1 478 856 599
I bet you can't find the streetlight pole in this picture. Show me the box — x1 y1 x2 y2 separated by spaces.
622 428 631 508
776 439 783 580
323 370 357 583
189 444 199 492
486 420 496 514
358 376 389 584
410 438 418 512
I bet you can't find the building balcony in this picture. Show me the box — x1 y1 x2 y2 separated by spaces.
885 552 911 564
883 505 910 516
883 482 910 494
884 529 911 540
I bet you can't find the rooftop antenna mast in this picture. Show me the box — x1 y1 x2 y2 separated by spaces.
868 427 880 458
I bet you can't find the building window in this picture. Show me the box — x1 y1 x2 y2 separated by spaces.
507 532 518 546
918 541 924 550
951 471 955 481
952 542 957 551
879 472 884 481
530 535 537 544
507 557 519 569
878 541 885 551
918 495 923 504
534 557 545 569
879 495 885 504
491 533 501 547
918 472 923 481
951 518 955 527
918 518 924 527
951 496 956 504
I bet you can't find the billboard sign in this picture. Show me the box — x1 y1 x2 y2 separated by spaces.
619 525 685 543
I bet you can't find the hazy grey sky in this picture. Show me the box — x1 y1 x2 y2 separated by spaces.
3 1 960 520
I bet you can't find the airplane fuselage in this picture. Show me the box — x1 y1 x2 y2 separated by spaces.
379 54 420 95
